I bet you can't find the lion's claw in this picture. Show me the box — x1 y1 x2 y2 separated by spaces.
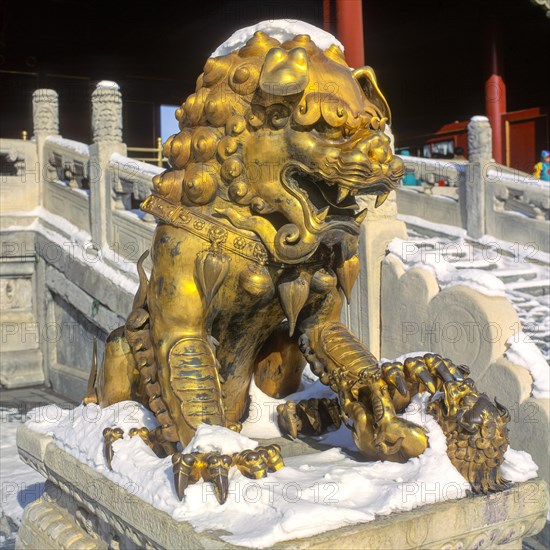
172 452 199 501
299 398 323 434
102 427 124 470
404 356 437 393
171 445 284 504
381 361 408 397
203 453 232 504
172 451 232 504
234 450 267 479
320 397 342 429
258 444 284 472
277 398 341 437
378 355 469 412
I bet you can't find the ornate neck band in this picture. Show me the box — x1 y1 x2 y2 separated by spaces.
141 195 268 265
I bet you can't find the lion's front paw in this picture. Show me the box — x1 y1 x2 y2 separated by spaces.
277 398 342 438
172 445 284 504
277 401 303 438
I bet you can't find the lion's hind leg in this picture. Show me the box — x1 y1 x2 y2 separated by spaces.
254 323 307 399
83 327 139 407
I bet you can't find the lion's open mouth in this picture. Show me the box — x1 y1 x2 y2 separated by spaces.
293 171 360 218
284 161 400 226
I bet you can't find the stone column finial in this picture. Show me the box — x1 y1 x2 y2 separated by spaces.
91 81 123 143
467 115 492 163
32 89 59 137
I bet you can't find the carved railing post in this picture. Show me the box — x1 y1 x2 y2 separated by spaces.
465 116 492 238
32 89 60 204
33 89 59 138
346 193 407 357
89 81 127 251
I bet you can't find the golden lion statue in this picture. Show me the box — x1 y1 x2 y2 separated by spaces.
84 31 509 504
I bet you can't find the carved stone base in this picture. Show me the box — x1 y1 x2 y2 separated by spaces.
16 426 549 550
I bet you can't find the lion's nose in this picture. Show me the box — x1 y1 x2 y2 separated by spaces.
368 116 388 131
353 132 392 164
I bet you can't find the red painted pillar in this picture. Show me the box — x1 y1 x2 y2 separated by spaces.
335 0 365 68
485 26 506 163
323 0 332 32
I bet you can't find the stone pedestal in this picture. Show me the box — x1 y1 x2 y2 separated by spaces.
16 426 548 550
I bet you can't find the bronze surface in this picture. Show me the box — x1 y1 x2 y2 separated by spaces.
85 30 509 503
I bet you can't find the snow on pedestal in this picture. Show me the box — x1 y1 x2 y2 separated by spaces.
22 370 539 548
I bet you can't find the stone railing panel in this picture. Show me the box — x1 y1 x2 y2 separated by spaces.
396 187 463 228
485 169 550 253
382 253 519 376
44 136 90 189
344 192 407 357
108 152 161 213
44 180 91 234
41 137 92 233
396 117 550 251
487 168 550 219
506 397 550 491
396 155 466 232
0 230 44 388
106 152 161 265
0 138 40 213
110 210 155 266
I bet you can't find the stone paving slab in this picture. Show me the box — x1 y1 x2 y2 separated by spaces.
0 385 77 410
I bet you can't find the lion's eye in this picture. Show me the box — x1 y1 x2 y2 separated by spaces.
313 122 355 143
315 126 341 141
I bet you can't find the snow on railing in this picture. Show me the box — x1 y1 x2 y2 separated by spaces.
396 147 550 250
486 166 549 221
109 152 162 213
44 136 90 190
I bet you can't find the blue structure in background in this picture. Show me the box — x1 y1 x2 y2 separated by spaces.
399 149 420 186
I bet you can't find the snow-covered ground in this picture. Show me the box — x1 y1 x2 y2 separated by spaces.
9 367 538 549
0 408 46 549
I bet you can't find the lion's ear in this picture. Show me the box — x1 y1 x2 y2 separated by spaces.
259 47 309 96
353 66 392 124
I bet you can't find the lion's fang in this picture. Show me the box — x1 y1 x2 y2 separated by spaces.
375 192 390 208
336 187 350 204
314 206 329 223
354 208 368 223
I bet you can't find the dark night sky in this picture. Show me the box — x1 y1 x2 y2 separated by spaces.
0 0 548 144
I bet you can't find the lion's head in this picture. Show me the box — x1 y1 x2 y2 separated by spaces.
150 31 403 263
